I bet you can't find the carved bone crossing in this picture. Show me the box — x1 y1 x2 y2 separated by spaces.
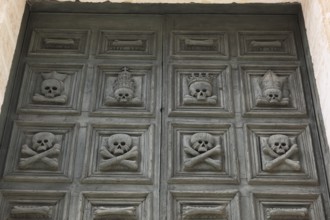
263 144 300 171
99 145 138 170
184 145 222 169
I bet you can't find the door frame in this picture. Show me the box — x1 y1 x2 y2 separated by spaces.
0 0 329 213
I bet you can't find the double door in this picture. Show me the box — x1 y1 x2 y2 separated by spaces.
0 12 328 220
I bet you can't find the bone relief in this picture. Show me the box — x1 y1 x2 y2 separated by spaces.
10 205 53 219
256 70 289 106
99 133 139 171
262 134 301 172
183 132 222 171
105 67 142 105
32 71 68 104
19 132 61 170
94 206 136 219
183 72 217 105
182 205 227 219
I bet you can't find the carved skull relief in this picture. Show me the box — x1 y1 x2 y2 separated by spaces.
19 132 61 170
105 67 142 105
262 134 301 172
183 72 217 105
183 132 222 171
99 133 139 171
32 132 55 152
32 71 68 104
256 70 289 106
107 134 132 156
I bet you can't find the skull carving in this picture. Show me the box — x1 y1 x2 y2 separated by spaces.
268 134 290 155
190 133 215 153
41 79 63 98
263 88 282 103
107 134 132 156
114 88 134 103
32 132 55 152
189 81 212 101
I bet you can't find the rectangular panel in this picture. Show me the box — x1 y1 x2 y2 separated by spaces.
96 31 157 59
168 64 233 117
238 31 297 59
3 121 78 182
90 65 157 117
171 31 229 59
17 63 86 114
28 29 91 57
245 123 318 185
82 123 154 184
240 65 307 117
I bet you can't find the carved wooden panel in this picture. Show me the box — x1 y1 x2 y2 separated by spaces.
252 192 325 220
91 65 156 117
3 121 77 182
80 191 152 220
240 65 307 117
168 64 233 117
17 63 85 114
171 31 229 59
169 191 240 220
245 123 318 185
168 123 238 184
28 29 91 57
82 123 154 184
0 191 68 220
238 31 297 59
97 31 157 59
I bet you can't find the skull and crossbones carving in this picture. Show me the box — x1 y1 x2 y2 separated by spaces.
183 72 217 105
32 71 68 104
99 134 139 171
105 67 142 106
19 132 61 170
262 134 301 172
256 70 290 107
183 133 223 171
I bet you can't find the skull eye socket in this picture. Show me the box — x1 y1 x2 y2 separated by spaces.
198 140 202 144
196 89 200 93
275 94 279 97
120 142 126 145
45 86 50 90
202 89 207 92
114 142 119 146
281 143 286 146
269 94 273 98
119 94 123 97
274 142 279 146
44 139 48 143
125 94 129 97
205 141 208 144
52 87 57 90
37 140 42 144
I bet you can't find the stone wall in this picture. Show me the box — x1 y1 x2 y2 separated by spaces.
0 0 330 145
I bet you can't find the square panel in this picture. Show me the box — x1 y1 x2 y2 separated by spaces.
169 191 240 220
168 123 238 184
90 65 157 117
96 31 157 59
168 64 233 117
79 191 152 220
170 31 229 59
252 192 325 220
3 121 78 182
82 123 154 184
245 123 318 185
238 31 297 59
240 65 307 117
17 63 86 114
0 190 68 220
28 28 91 57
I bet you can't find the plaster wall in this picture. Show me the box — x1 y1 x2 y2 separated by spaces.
0 0 329 146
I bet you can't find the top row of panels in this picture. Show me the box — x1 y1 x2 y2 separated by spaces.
28 29 298 60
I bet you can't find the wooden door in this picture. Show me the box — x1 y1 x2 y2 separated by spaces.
0 11 329 220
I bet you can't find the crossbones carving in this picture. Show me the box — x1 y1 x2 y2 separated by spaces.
262 134 301 172
183 133 223 171
99 134 139 171
19 132 61 170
